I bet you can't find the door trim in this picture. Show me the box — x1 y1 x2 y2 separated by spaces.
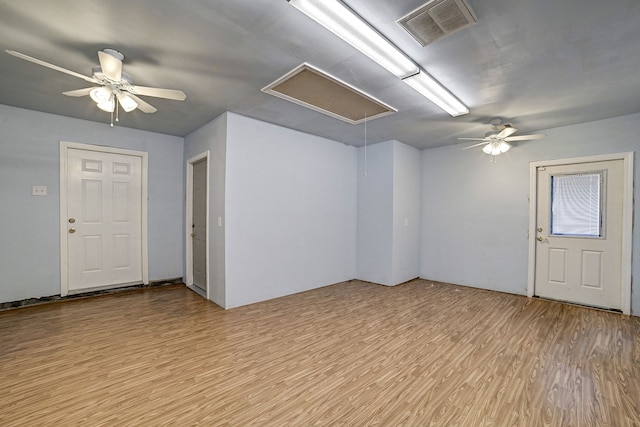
527 152 634 314
185 151 210 299
59 141 149 296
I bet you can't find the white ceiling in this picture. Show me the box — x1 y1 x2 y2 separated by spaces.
1 0 639 150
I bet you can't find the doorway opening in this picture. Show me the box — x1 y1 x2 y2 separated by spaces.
186 151 210 299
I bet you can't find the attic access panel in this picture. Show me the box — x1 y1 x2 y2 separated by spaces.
262 63 396 124
398 0 477 46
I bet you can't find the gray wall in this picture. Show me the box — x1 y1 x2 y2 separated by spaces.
0 104 184 302
2 101 637 316
420 112 640 315
356 140 421 285
391 141 421 285
224 113 357 308
356 141 394 284
184 113 227 307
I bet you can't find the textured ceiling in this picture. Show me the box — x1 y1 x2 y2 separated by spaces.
1 0 639 149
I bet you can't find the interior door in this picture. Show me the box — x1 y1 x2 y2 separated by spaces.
534 159 624 310
192 158 207 292
66 148 143 292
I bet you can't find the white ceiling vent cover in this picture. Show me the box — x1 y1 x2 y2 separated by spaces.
398 0 477 46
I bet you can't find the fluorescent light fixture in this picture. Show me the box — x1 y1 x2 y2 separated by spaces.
116 92 138 112
402 71 469 116
288 0 418 79
288 0 469 117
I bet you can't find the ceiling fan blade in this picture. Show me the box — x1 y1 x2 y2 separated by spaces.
62 87 94 97
457 137 489 141
6 50 98 83
462 141 491 150
497 125 517 139
128 85 186 101
97 50 122 82
127 93 157 113
504 134 546 142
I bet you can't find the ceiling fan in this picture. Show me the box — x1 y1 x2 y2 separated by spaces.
459 119 545 161
5 48 186 126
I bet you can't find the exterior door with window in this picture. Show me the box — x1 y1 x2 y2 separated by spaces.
534 159 624 310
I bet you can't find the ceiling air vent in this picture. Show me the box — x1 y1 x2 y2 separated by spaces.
262 63 396 124
398 0 477 47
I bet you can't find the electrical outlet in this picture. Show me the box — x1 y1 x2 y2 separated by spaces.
32 185 47 196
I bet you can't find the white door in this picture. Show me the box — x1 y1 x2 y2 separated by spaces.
534 159 624 310
66 147 143 292
192 158 207 292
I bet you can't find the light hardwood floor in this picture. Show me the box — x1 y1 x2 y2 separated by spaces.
1 279 639 426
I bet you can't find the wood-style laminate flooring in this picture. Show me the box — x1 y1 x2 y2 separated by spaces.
1 279 639 426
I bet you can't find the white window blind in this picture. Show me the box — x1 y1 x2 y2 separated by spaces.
551 173 602 236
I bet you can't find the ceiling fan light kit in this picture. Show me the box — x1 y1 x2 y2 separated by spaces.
482 140 511 155
89 86 116 113
97 99 115 113
89 86 110 104
287 0 468 117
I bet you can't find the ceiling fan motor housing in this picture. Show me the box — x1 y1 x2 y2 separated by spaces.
102 48 124 61
92 67 133 84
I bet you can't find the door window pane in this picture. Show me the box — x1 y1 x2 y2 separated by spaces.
551 173 602 236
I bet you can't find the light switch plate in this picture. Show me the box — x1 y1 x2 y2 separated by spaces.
32 185 47 196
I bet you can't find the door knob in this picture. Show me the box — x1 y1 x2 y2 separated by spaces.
68 218 76 224
537 236 543 241
537 227 542 232
69 228 76 234
191 232 196 237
